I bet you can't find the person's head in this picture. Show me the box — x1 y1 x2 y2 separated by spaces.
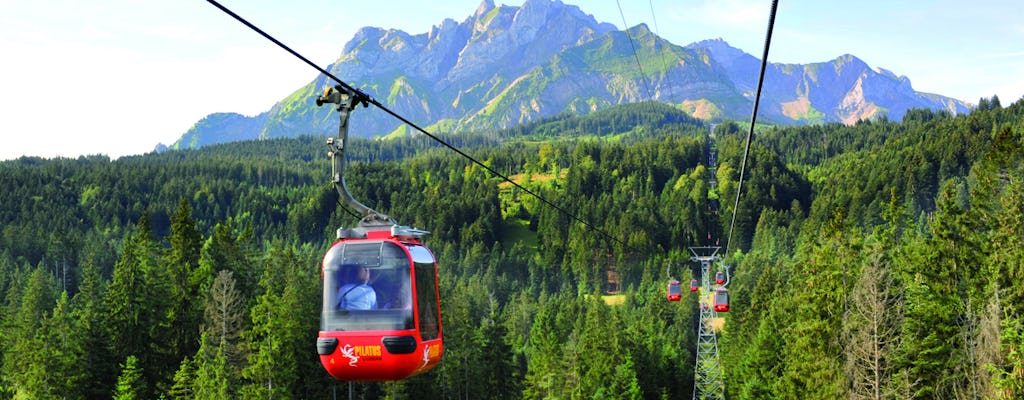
356 266 370 283
344 265 371 284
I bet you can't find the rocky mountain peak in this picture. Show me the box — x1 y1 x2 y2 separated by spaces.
688 38 752 65
475 0 496 18
173 0 971 150
831 54 870 75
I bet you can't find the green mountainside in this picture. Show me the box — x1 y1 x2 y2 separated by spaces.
173 112 270 149
3 98 1023 399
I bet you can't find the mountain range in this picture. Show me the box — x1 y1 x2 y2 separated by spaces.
171 0 969 150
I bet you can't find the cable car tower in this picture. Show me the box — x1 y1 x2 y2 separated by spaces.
690 247 726 399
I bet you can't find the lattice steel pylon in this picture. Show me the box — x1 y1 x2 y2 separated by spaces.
690 247 725 400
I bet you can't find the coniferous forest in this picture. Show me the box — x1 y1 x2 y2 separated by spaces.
1 98 1023 399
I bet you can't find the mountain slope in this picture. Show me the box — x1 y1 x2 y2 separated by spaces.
689 38 967 124
173 0 969 150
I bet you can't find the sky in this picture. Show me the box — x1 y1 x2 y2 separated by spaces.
1 0 1022 161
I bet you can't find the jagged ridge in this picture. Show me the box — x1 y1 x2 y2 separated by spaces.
173 0 969 150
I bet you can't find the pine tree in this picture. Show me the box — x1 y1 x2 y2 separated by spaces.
429 277 475 399
164 199 204 368
844 239 903 400
168 355 196 400
522 292 569 400
105 216 154 360
201 269 247 384
986 133 1024 398
2 265 57 397
71 257 116 399
780 209 858 399
576 294 639 399
898 180 973 399
44 291 90 399
193 333 231 399
196 221 252 297
113 355 146 400
984 130 1024 308
239 244 305 398
471 299 519 399
994 316 1024 399
960 126 1022 399
104 212 167 397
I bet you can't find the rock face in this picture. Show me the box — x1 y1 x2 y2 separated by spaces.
689 39 967 124
174 0 969 149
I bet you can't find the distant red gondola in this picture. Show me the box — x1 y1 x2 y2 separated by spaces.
715 271 725 285
667 280 682 301
713 288 729 312
690 279 699 292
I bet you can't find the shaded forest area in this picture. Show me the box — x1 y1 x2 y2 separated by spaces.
1 99 1022 399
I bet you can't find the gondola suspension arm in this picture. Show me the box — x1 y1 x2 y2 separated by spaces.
318 85 401 229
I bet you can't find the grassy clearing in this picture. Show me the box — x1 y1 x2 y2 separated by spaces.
497 170 566 189
501 218 538 249
602 294 626 306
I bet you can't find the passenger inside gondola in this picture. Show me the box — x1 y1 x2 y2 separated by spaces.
385 284 412 309
337 265 377 310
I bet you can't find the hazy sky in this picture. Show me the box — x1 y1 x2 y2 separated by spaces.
2 0 1022 161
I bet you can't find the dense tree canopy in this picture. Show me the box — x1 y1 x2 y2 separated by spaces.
1 97 1023 399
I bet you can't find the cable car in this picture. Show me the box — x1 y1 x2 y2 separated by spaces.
314 86 443 381
690 279 699 292
713 288 730 312
715 271 725 285
667 280 682 301
318 225 442 381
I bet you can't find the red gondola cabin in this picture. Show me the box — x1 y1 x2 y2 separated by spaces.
713 288 730 312
317 226 443 381
690 279 699 292
715 271 725 285
667 280 682 301
314 84 443 381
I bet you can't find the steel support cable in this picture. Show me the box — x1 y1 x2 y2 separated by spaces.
724 0 779 259
206 0 631 248
647 0 676 102
616 0 653 100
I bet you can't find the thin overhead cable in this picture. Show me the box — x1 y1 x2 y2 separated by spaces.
205 0 631 248
647 0 675 102
616 0 653 100
724 0 779 258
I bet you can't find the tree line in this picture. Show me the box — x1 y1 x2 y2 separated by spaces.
1 97 1022 399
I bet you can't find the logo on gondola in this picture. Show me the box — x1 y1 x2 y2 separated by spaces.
340 344 359 366
340 344 382 367
422 343 440 367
